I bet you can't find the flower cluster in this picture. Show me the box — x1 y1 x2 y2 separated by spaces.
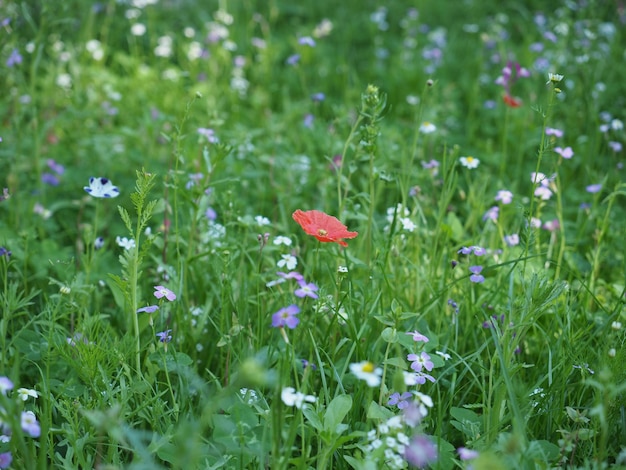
0 377 40 466
136 285 177 346
495 60 530 107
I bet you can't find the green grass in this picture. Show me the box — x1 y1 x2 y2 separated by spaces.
1 0 626 468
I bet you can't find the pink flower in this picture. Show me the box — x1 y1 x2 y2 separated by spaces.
154 286 177 301
554 146 574 159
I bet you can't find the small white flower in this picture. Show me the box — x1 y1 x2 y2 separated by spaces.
280 387 316 408
116 236 136 250
338 265 348 273
349 361 383 387
255 215 271 226
611 321 622 330
435 350 451 360
277 254 297 270
273 236 292 246
84 177 120 198
546 72 564 84
459 156 480 169
419 121 436 134
17 388 38 401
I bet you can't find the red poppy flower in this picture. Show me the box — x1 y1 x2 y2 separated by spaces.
292 209 358 247
503 93 522 108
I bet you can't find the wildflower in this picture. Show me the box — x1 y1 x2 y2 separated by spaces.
84 177 120 198
404 434 438 468
0 452 12 469
504 234 520 246
292 209 358 247
17 388 38 401
6 48 22 67
298 36 316 47
534 186 553 200
403 371 436 386
136 305 159 314
349 361 383 387
154 285 177 301
495 190 513 204
611 321 622 330
545 127 564 137
472 246 486 256
21 411 41 438
281 387 316 408
115 236 136 250
255 215 270 226
156 330 172 343
530 217 541 228
94 237 105 250
503 93 522 107
407 352 434 372
586 184 602 193
388 392 413 410
197 127 218 143
0 377 14 394
609 141 622 152
407 330 429 342
542 219 560 231
286 53 300 65
311 92 325 102
272 304 300 329
301 359 317 370
554 146 573 159
0 247 11 258
546 72 564 84
42 173 60 186
294 281 319 299
469 265 485 283
419 122 436 134
482 206 499 222
273 236 292 246
459 156 480 169
277 254 297 270
435 350 451 361
458 447 479 460
338 265 348 273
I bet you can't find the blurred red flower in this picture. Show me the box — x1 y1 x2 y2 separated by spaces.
292 209 358 247
503 93 522 108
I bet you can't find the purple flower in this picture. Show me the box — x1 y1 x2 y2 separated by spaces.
545 127 563 137
495 190 513 204
84 177 120 198
156 329 172 343
154 286 177 301
41 173 60 186
298 36 316 47
286 53 300 65
458 447 479 461
0 452 12 469
469 265 485 283
310 92 325 102
482 206 499 222
404 434 438 468
294 281 319 299
554 146 573 159
504 234 520 246
388 392 413 409
457 246 473 255
303 113 314 128
21 411 40 438
46 159 65 175
407 352 434 372
471 246 486 256
608 141 622 153
301 359 317 370
205 207 217 220
0 376 14 394
586 184 602 193
0 247 11 258
407 330 429 342
6 48 22 67
137 305 159 314
197 128 218 143
272 304 300 329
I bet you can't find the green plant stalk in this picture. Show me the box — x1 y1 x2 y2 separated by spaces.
524 85 557 273
337 114 364 215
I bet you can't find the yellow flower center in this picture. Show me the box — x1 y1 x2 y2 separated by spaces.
317 229 328 236
362 361 375 373
466 156 475 163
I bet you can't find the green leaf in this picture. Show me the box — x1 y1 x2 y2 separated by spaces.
366 400 393 420
323 394 352 433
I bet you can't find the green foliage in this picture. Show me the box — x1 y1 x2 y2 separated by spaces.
1 0 625 468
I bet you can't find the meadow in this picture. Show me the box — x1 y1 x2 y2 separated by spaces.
1 0 625 468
